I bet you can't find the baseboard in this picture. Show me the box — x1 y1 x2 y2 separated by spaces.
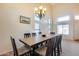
0 50 12 56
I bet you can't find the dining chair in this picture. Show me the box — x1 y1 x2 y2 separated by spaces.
53 35 61 56
50 32 55 34
32 33 36 36
35 38 55 56
56 35 61 56
10 36 30 56
24 33 31 38
55 35 62 56
38 32 41 34
58 34 62 53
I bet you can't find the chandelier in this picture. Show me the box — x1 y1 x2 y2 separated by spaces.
34 6 46 19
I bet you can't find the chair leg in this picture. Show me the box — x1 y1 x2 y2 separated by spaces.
53 48 56 56
59 45 62 54
57 46 60 56
51 48 54 56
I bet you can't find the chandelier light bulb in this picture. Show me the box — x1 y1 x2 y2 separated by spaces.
39 6 43 9
42 10 45 14
43 8 46 11
34 7 38 11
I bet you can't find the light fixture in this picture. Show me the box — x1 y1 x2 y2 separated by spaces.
34 5 47 19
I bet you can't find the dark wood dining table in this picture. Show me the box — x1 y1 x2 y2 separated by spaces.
19 34 56 55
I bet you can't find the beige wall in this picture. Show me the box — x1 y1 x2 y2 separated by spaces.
51 3 79 40
0 3 52 55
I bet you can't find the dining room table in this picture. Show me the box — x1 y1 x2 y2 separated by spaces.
19 34 56 56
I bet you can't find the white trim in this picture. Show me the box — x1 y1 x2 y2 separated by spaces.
0 49 12 55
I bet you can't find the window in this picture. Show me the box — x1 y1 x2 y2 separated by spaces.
57 16 70 35
57 25 69 35
57 25 63 34
63 25 69 34
35 23 39 29
48 19 51 33
75 15 79 20
34 16 40 33
57 16 70 22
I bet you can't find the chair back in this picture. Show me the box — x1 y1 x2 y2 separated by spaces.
32 33 36 36
59 34 62 45
56 35 62 47
50 32 55 34
45 37 55 56
24 33 31 38
10 36 18 56
55 35 62 56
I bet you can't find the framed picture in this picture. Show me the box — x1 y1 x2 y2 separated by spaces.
20 16 30 24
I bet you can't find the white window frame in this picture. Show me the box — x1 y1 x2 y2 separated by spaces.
34 16 40 33
57 16 70 35
75 15 79 20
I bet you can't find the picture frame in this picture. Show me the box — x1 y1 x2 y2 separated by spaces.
20 16 30 24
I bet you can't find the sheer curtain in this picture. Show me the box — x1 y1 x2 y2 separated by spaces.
40 15 51 35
